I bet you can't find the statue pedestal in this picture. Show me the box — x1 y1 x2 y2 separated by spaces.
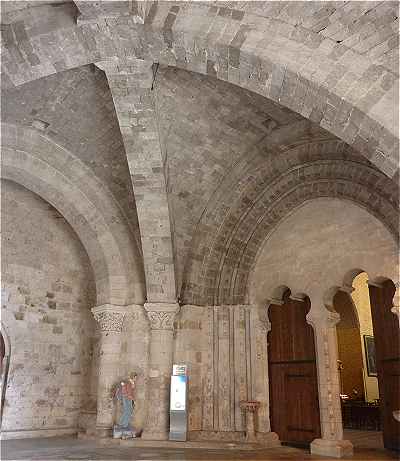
240 400 261 443
113 425 143 440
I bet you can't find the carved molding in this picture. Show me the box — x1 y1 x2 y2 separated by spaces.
144 302 180 330
91 304 129 332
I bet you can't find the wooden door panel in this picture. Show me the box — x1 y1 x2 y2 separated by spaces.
268 297 321 446
381 360 400 451
369 281 400 452
270 362 320 444
285 369 320 441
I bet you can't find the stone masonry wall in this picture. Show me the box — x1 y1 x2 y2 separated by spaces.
250 198 398 304
1 180 96 438
174 304 270 440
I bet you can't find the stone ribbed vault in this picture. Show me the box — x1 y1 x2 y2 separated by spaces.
1 1 399 176
1 0 399 307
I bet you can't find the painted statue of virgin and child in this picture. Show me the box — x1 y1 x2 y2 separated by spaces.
112 372 143 439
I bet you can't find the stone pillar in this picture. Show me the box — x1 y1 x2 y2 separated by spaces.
91 304 127 437
142 302 180 440
307 310 353 458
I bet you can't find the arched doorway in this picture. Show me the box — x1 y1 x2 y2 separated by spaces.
368 278 399 451
268 291 321 446
335 290 366 401
336 273 399 452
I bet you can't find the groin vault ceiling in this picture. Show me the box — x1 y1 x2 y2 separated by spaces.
1 0 398 305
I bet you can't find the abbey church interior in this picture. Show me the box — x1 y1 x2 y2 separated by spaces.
1 1 399 460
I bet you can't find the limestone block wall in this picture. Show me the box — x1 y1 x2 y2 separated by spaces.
1 180 96 438
250 198 398 305
174 304 270 440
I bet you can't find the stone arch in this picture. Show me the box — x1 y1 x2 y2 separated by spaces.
249 198 399 310
183 146 399 305
1 2 398 177
1 123 145 306
325 271 399 312
325 270 400 327
261 285 312 323
269 285 290 305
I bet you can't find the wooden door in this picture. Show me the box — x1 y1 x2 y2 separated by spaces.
268 296 321 445
369 280 400 451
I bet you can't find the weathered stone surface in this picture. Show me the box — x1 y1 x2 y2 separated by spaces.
1 2 398 453
1 180 96 436
98 59 177 304
1 1 398 176
182 141 399 306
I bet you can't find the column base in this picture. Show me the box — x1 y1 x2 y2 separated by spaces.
141 430 169 441
310 438 353 458
95 426 113 438
255 431 281 447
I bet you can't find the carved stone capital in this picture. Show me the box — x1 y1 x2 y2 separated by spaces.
144 302 180 330
91 304 128 332
307 310 340 329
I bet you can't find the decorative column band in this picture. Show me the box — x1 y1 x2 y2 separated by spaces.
91 304 142 332
144 302 180 330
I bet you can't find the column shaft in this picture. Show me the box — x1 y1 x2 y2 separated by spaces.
142 303 179 440
308 311 353 458
92 305 127 437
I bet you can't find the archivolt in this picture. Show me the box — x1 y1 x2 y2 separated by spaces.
1 123 145 306
181 140 399 306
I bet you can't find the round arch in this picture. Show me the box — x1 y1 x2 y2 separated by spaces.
1 123 145 306
249 198 399 310
182 147 399 306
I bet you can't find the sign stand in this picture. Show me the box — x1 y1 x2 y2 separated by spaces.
169 364 188 441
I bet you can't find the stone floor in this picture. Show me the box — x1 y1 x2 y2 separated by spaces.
2 433 398 460
344 429 384 450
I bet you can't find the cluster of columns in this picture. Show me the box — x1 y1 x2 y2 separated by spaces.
91 56 181 441
91 302 179 440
